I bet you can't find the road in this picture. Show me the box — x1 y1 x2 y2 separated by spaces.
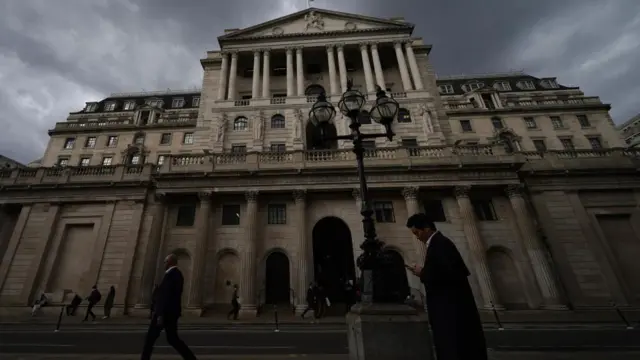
0 324 639 356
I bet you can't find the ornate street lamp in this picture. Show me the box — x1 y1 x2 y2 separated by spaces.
309 79 400 304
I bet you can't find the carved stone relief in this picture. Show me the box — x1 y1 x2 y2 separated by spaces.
253 111 264 141
217 114 228 143
304 11 325 31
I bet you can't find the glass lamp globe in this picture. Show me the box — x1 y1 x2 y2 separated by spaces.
309 93 336 127
370 88 399 125
337 88 366 116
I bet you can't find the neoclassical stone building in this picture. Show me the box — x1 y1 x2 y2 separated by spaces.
1 8 639 320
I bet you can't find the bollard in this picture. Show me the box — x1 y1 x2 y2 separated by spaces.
274 304 280 333
490 301 504 331
611 301 634 330
54 305 65 332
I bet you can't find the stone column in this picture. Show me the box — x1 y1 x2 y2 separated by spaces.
240 190 259 315
188 192 212 308
136 193 166 308
402 187 425 263
251 50 261 99
360 43 375 94
326 45 339 95
454 186 502 309
286 47 294 97
506 185 566 309
227 51 239 101
296 47 304 97
370 42 386 90
404 42 424 90
336 44 348 93
261 49 271 99
217 52 229 100
393 41 413 91
293 190 309 312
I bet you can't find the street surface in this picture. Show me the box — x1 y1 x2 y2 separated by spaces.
1 323 640 359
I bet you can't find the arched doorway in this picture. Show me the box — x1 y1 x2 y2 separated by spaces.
312 217 356 304
306 120 338 150
487 246 528 309
305 84 325 96
265 252 290 304
383 249 410 302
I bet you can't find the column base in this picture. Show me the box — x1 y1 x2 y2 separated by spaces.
347 303 433 360
541 304 569 310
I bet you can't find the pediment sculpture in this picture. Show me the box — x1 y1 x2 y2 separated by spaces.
305 11 325 31
417 104 434 134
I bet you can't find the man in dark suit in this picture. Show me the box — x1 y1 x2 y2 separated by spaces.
406 213 487 360
141 253 197 360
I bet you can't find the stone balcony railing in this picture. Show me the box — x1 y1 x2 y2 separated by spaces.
0 164 154 186
220 91 414 109
443 96 605 111
48 117 197 134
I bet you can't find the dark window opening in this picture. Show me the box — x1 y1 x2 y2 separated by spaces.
176 205 196 226
267 204 287 224
423 200 447 222
222 204 241 225
472 200 498 221
374 201 395 223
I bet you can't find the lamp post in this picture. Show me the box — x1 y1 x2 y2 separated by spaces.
309 80 399 304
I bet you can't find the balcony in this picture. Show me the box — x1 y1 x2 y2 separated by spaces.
218 91 416 109
48 117 197 135
520 148 640 172
443 96 609 113
0 164 154 186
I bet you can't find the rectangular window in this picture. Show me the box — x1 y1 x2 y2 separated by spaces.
134 134 145 145
104 102 116 111
362 140 376 149
438 84 454 94
160 133 172 145
107 136 118 147
172 98 185 108
550 116 564 129
175 205 196 227
222 204 241 225
523 117 537 129
183 132 194 145
192 97 200 107
588 137 602 149
130 154 141 165
79 157 91 166
373 201 395 223
423 200 447 222
84 136 97 148
560 138 575 150
267 204 287 225
123 101 136 110
491 117 504 129
157 155 166 165
397 109 412 123
270 143 286 152
63 138 75 149
460 120 473 132
231 144 247 153
577 115 591 128
101 156 113 166
86 103 97 112
532 139 547 152
57 158 69 166
472 200 498 221
401 138 418 147
482 94 496 110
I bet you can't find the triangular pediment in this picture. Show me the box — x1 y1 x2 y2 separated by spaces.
219 8 413 41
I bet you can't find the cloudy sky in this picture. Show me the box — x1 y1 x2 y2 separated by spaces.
1 0 638 163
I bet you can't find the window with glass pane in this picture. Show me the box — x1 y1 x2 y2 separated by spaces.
63 138 75 149
401 138 418 147
577 115 591 128
523 117 537 129
107 136 118 147
588 137 602 149
233 117 248 130
130 154 141 165
267 204 287 225
550 116 563 129
79 157 91 166
491 117 504 129
157 155 165 165
271 114 286 128
57 158 69 166
460 120 473 132
231 145 247 153
192 97 200 107
560 138 574 150
84 136 96 148
176 205 196 226
160 133 171 145
373 201 395 223
270 143 286 152
102 157 113 166
533 139 547 152
472 200 497 221
222 204 241 225
183 132 194 144
134 134 145 144
423 200 447 222
397 108 412 123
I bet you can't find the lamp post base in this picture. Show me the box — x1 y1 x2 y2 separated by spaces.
346 303 434 360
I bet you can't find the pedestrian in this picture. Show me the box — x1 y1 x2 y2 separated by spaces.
67 293 82 316
83 285 101 322
227 284 240 320
344 280 356 314
406 213 488 360
140 253 197 360
31 293 49 316
300 282 316 319
102 286 116 319
315 285 327 318
149 284 158 320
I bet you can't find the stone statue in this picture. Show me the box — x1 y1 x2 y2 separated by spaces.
304 11 324 31
418 104 434 134
217 114 227 143
293 109 303 140
253 112 264 140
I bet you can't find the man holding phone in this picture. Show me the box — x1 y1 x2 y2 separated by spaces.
406 213 487 360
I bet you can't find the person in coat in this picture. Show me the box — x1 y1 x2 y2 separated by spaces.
102 286 116 319
406 213 488 360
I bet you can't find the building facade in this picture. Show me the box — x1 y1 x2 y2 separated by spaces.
618 113 640 148
1 8 639 320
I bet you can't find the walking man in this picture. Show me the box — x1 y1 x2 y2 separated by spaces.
102 286 116 319
141 253 197 360
227 284 240 320
406 213 488 360
83 285 101 322
300 282 316 319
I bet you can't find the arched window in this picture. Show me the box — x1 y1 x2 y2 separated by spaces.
358 110 372 125
271 114 285 129
233 116 248 131
397 108 411 123
305 84 325 96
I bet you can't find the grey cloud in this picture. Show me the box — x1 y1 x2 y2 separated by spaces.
0 0 637 164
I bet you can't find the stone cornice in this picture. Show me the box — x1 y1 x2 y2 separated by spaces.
445 103 611 116
219 27 411 44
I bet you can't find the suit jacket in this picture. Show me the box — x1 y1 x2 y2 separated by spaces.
420 232 470 293
154 267 184 318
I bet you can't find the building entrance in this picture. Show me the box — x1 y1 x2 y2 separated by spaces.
265 252 290 305
312 217 356 305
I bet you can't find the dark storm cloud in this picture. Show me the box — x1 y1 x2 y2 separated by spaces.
0 0 638 163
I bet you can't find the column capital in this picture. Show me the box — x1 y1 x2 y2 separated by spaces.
229 50 239 58
370 41 380 49
294 45 304 51
402 186 420 200
262 48 271 55
335 43 345 50
245 190 259 202
402 39 414 47
253 49 261 55
505 184 524 198
285 46 295 53
454 185 471 198
198 191 212 201
359 42 370 50
293 189 307 203
393 40 404 47
325 44 335 51
352 189 362 201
